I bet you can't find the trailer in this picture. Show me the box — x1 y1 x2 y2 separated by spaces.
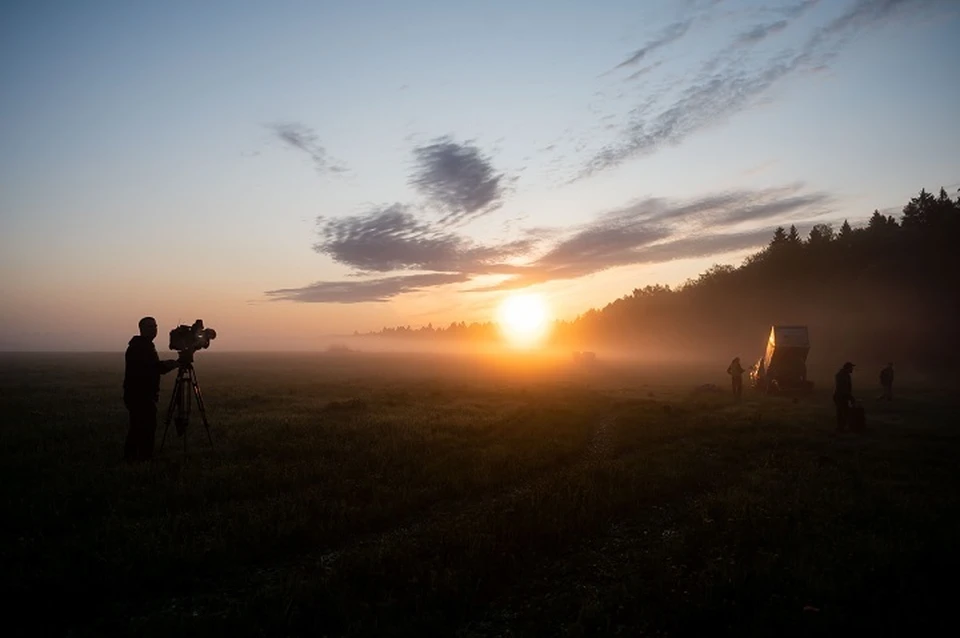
748 325 814 394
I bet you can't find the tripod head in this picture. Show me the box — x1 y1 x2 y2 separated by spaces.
176 348 196 368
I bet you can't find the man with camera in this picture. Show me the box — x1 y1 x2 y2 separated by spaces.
122 316 181 462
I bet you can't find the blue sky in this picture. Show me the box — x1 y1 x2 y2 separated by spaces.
1 0 959 350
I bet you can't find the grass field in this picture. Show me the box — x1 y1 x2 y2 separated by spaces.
2 351 958 637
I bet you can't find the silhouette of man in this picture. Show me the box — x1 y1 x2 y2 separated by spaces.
727 356 745 401
123 317 178 461
833 362 856 431
879 363 894 401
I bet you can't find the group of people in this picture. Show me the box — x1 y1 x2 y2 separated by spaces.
725 356 896 430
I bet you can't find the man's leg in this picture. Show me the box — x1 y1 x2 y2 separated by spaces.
124 403 139 462
835 400 847 430
142 403 158 460
126 402 148 461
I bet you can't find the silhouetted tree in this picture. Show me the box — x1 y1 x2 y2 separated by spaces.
807 223 834 246
838 219 853 239
770 226 788 248
787 225 802 244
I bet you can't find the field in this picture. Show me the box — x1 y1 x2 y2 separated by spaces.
2 351 959 637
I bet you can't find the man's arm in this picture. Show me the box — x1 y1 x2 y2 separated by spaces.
159 359 179 374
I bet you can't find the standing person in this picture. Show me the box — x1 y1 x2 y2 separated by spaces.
727 356 746 401
123 317 179 462
833 362 856 431
879 363 894 401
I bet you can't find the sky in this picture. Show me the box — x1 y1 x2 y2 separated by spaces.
2 0 959 351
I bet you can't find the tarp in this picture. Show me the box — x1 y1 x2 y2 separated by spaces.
762 325 810 373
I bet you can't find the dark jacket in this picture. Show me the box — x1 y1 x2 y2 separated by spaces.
880 367 894 386
727 360 745 377
124 336 176 403
834 368 853 402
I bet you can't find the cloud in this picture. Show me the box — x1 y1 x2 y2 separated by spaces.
580 0 939 179
468 185 830 291
736 20 790 44
612 20 694 71
314 204 534 274
409 136 507 225
264 273 470 304
472 229 777 292
269 184 830 302
625 60 665 81
268 122 348 174
779 0 822 19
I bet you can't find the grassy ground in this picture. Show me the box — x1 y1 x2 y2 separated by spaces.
2 351 958 637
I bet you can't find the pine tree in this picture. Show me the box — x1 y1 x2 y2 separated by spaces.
838 219 853 239
868 210 886 230
808 223 834 245
787 225 801 244
770 226 787 247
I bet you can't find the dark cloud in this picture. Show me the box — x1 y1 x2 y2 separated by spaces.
613 20 694 70
314 204 533 274
264 273 470 304
409 136 506 225
581 0 939 179
268 122 347 174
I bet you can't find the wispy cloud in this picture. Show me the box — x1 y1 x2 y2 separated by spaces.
470 229 777 292
409 136 507 225
468 185 830 291
736 19 790 44
779 0 822 19
612 19 694 71
264 273 469 304
626 60 665 81
581 0 941 179
269 184 830 302
268 122 348 174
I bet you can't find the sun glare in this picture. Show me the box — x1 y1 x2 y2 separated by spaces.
497 293 551 348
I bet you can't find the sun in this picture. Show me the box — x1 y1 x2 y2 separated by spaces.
497 293 551 348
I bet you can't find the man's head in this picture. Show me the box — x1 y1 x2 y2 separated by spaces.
138 316 158 341
842 361 855 373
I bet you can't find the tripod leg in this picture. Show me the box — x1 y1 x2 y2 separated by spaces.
191 368 214 448
161 369 183 451
182 369 192 456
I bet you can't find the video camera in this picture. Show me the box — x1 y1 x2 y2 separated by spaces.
169 319 217 354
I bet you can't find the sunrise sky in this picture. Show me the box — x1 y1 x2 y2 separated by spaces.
2 0 959 351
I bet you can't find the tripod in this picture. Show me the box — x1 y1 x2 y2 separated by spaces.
161 362 214 455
